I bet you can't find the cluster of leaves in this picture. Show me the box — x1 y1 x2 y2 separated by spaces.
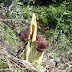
5 0 71 27
46 2 72 54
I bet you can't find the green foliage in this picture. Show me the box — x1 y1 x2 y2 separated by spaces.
7 1 71 28
0 23 18 45
4 27 17 45
33 70 37 72
22 7 32 20
0 61 6 67
14 68 21 72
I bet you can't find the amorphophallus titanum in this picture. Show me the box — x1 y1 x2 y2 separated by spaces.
23 13 48 67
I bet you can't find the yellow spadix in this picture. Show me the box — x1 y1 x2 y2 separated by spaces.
24 13 44 67
28 13 37 42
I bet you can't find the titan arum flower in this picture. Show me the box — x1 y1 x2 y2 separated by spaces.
23 13 48 67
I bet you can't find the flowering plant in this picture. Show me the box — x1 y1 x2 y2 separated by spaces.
17 13 48 66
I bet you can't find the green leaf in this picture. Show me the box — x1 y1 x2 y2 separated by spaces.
0 61 6 67
66 25 70 28
14 68 20 72
63 12 70 15
17 2 23 5
52 0 56 2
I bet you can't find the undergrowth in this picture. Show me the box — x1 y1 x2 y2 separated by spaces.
0 23 18 45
